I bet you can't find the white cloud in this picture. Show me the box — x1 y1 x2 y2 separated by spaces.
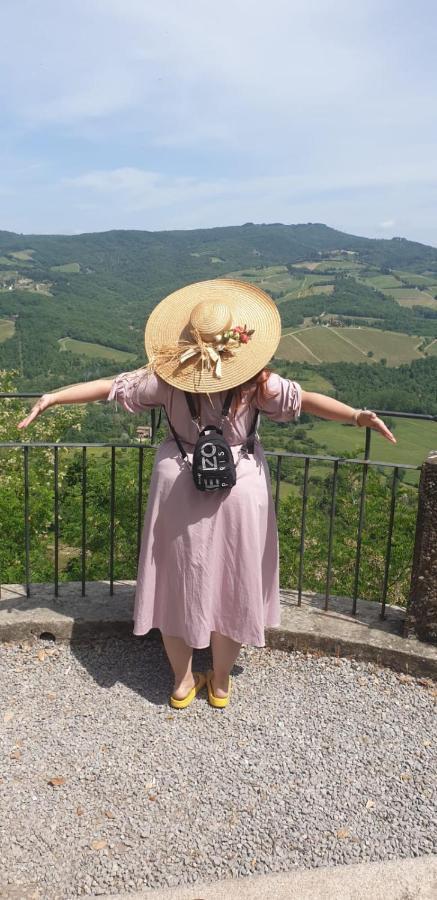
2 160 437 246
65 164 437 208
0 1 437 242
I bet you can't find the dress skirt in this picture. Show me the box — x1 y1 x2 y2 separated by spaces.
133 439 280 648
108 368 302 649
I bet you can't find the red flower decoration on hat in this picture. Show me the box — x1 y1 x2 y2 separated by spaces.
224 324 255 344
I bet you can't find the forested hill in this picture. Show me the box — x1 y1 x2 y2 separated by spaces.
2 223 437 283
1 221 437 393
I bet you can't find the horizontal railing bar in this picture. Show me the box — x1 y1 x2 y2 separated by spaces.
0 392 44 398
0 441 421 470
2 393 437 422
264 452 420 470
370 410 437 421
0 441 156 449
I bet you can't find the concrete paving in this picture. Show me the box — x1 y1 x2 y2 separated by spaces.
85 854 437 900
0 581 436 678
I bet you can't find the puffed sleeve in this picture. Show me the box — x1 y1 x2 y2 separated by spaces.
256 372 302 422
107 369 168 413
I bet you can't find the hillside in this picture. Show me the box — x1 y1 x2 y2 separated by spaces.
1 222 437 446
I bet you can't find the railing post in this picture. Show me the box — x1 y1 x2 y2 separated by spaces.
404 451 437 644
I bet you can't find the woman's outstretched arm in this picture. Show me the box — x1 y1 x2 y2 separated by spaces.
301 390 396 444
17 377 115 430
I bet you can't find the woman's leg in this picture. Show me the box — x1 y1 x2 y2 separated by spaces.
210 631 242 698
161 634 195 699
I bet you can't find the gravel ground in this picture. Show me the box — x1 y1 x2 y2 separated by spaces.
1 634 436 899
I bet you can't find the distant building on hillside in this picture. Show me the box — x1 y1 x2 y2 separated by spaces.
314 315 345 327
136 426 152 442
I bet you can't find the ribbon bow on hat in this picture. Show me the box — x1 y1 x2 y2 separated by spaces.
179 322 255 379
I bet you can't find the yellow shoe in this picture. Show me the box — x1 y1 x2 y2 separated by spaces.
206 669 232 708
170 672 206 709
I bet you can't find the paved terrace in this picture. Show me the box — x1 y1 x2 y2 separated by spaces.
0 586 436 899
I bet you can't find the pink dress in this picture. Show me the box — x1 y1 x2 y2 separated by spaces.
108 370 302 648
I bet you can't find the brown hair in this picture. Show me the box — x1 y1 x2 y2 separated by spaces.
232 367 273 412
188 367 274 416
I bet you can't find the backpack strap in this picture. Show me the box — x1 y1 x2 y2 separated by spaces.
184 389 234 421
221 389 234 418
166 391 234 462
150 406 162 444
184 391 199 422
244 409 259 454
167 390 258 462
163 407 190 466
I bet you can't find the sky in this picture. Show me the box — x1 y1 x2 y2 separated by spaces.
1 0 437 244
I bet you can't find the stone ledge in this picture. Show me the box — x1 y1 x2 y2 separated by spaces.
0 581 436 679
268 589 437 679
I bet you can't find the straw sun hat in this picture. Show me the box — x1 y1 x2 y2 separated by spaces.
144 279 281 393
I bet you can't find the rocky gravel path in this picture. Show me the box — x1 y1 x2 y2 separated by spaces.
1 634 436 899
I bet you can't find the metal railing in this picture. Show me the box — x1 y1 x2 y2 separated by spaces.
268 449 418 616
0 395 434 623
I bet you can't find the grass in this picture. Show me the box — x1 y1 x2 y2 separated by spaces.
361 274 401 289
226 266 335 300
0 319 15 342
228 265 286 277
275 480 300 498
333 328 422 364
385 287 437 309
301 328 362 363
268 409 432 494
9 250 34 261
50 262 81 273
277 332 321 363
306 283 334 295
292 370 334 393
58 337 136 362
392 270 437 287
313 259 361 271
306 417 435 471
278 325 424 366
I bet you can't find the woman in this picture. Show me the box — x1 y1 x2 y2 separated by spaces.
18 279 395 710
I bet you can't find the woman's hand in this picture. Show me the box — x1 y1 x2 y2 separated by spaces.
17 394 54 430
16 377 114 430
300 392 397 444
356 410 396 444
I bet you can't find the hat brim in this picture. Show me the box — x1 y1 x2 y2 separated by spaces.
144 278 281 393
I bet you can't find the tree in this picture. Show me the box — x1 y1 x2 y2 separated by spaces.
277 464 416 606
0 370 81 582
